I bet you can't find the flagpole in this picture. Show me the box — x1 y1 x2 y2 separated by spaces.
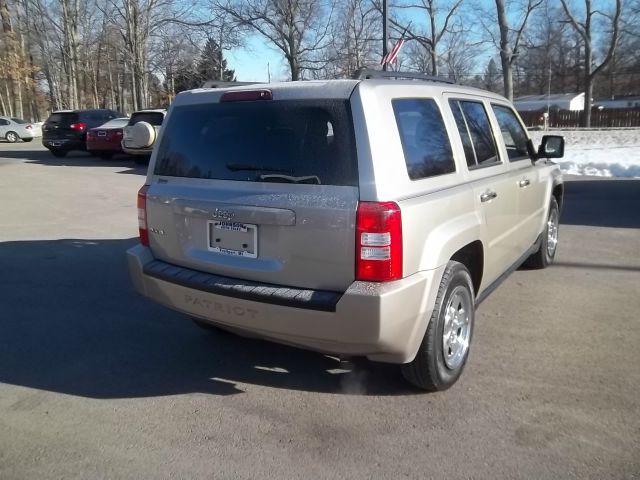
382 0 389 71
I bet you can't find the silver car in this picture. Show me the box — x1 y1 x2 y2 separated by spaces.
0 116 42 143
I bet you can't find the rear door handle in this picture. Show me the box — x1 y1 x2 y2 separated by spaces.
519 179 531 188
480 191 498 203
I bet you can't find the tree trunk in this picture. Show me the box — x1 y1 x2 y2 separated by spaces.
495 0 513 100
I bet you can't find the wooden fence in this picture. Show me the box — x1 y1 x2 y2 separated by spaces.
518 108 640 128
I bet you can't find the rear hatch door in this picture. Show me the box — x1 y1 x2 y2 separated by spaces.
146 97 359 291
43 112 80 141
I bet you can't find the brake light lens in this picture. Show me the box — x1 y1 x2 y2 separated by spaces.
137 185 150 246
70 122 87 131
25 124 33 130
356 202 402 282
220 89 272 102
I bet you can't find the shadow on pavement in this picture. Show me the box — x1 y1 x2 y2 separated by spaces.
562 179 640 229
0 149 147 175
0 238 410 398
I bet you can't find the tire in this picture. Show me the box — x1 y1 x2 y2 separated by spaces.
23 138 33 142
5 131 18 143
99 152 113 160
133 155 150 165
523 197 559 269
402 261 475 391
50 149 67 158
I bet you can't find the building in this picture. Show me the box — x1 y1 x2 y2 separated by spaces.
514 93 585 112
594 95 640 109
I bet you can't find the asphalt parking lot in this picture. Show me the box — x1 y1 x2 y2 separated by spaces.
1 142 639 479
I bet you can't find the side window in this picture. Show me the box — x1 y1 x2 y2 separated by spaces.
392 98 456 180
492 105 530 161
0 119 9 126
449 99 500 168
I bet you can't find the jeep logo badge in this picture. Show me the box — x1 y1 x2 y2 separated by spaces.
212 208 235 220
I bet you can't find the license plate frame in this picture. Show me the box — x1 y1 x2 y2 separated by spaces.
207 221 258 258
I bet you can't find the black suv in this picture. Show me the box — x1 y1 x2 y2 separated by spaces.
42 109 124 157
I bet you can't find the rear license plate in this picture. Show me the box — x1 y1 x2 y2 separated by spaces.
208 221 257 258
50 142 61 147
98 131 106 137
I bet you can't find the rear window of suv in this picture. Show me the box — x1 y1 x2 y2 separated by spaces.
130 112 164 126
46 113 78 126
154 100 358 186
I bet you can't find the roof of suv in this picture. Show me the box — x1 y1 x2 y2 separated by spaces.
174 78 510 106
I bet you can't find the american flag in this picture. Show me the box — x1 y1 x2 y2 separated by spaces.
380 38 405 65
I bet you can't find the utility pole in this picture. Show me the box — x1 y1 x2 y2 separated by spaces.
382 0 388 71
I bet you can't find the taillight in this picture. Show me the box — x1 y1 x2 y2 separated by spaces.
70 122 87 131
355 202 402 282
25 124 33 130
137 185 150 246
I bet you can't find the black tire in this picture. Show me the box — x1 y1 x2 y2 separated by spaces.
23 138 33 142
523 197 559 269
401 261 475 391
50 149 67 158
5 131 18 143
133 155 150 165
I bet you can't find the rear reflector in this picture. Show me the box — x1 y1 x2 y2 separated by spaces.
356 202 402 282
220 90 272 102
137 185 150 246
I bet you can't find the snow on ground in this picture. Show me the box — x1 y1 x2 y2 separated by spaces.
529 129 640 178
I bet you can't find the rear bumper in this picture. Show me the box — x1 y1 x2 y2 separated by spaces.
122 145 153 156
127 244 443 364
42 138 85 151
87 140 122 152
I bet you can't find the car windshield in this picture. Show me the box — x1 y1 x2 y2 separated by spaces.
11 118 28 124
154 99 358 186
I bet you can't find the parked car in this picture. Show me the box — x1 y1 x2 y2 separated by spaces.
0 116 42 143
42 109 124 157
122 109 166 163
86 117 129 159
127 70 565 391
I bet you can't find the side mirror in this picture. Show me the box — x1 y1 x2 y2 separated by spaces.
538 135 564 159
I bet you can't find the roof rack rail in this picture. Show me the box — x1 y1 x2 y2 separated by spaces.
352 69 455 84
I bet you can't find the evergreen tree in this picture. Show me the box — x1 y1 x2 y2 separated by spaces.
197 38 236 82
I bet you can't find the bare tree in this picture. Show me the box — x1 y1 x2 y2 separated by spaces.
560 0 623 127
218 0 334 80
380 0 465 76
494 0 543 101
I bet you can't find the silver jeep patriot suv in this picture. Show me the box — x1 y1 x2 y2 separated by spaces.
127 70 564 391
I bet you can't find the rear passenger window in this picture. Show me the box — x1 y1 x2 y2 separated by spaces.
392 99 455 180
492 105 531 161
449 100 499 168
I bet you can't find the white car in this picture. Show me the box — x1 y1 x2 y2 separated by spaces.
122 109 166 163
0 116 42 143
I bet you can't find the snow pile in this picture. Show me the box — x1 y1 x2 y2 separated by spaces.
529 129 640 178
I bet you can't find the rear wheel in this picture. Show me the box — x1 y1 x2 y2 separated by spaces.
402 261 475 391
23 138 33 142
524 197 559 269
5 131 18 143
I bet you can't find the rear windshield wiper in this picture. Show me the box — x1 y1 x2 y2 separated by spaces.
258 174 321 185
226 163 289 173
